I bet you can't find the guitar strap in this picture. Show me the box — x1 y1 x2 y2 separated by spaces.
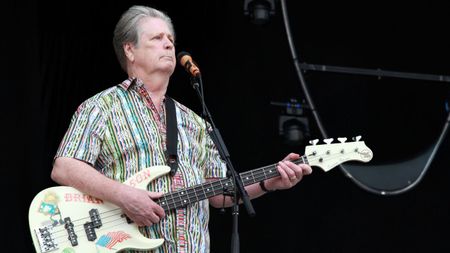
165 96 178 176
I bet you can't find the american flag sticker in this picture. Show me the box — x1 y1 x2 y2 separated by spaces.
96 231 131 249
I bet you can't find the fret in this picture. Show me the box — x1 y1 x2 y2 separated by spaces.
192 185 199 204
219 178 233 194
159 195 169 211
262 167 267 183
205 180 218 197
254 168 265 182
169 192 177 210
263 165 278 180
250 170 256 185
204 182 214 197
200 181 209 200
178 190 188 207
240 173 252 186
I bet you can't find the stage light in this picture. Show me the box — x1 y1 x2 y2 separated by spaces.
280 116 309 146
271 99 310 146
244 0 276 25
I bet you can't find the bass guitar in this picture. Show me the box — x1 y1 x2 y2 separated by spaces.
29 136 372 252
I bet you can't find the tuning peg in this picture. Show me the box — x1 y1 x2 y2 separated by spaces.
309 139 319 145
352 135 362 142
337 137 347 143
323 138 334 144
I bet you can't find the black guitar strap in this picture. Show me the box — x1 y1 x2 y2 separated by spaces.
165 96 178 176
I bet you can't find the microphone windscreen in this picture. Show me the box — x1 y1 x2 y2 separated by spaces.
177 51 190 62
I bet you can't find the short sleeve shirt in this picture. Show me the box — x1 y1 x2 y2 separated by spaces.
55 77 227 253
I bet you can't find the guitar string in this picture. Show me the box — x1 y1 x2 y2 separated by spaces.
156 178 234 209
46 208 123 239
151 148 366 209
46 208 124 240
150 156 309 208
51 212 133 245
38 150 363 246
119 150 363 209
154 156 306 208
160 167 280 208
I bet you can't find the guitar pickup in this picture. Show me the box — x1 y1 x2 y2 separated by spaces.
81 209 102 242
89 209 102 228
84 222 97 241
64 217 78 246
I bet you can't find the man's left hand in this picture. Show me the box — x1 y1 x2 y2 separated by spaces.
263 153 312 191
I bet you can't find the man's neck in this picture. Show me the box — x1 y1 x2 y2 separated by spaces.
135 74 170 112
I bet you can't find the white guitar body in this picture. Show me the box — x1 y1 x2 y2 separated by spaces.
29 166 171 253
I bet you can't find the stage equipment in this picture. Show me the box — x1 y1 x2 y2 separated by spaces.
178 51 255 253
279 0 450 195
244 0 275 25
271 99 311 146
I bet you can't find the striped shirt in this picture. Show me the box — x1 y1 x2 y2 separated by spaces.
55 77 227 253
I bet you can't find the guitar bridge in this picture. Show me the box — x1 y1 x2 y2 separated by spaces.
34 225 58 253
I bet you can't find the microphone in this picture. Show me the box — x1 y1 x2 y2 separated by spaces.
177 51 201 77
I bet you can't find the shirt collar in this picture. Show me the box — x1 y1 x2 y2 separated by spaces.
119 77 143 90
118 77 190 113
118 77 168 107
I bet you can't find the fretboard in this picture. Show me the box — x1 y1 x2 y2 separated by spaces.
156 156 308 212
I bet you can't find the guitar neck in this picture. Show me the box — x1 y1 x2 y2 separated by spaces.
156 156 308 212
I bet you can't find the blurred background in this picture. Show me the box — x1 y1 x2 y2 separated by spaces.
4 0 450 252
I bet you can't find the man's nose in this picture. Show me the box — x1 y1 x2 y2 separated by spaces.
163 37 174 49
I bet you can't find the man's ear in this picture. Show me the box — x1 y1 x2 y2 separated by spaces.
123 43 135 62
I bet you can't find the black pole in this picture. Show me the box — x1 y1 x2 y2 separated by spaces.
189 75 255 253
298 63 450 83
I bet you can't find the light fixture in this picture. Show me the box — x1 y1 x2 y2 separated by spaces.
244 0 276 25
271 98 310 146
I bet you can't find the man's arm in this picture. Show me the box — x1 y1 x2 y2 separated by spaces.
51 157 165 226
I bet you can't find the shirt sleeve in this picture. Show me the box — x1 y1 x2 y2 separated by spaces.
55 100 105 167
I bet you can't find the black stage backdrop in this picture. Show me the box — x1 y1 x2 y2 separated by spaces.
4 1 450 252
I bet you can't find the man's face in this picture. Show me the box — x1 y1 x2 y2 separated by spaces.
131 17 176 76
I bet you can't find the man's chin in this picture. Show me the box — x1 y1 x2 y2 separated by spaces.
161 66 175 75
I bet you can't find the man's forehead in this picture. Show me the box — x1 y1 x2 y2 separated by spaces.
139 17 173 35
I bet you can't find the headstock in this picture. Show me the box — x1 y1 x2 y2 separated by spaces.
305 135 373 172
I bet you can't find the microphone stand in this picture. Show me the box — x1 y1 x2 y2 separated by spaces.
190 75 255 253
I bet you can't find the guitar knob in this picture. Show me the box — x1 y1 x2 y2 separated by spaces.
338 137 347 143
352 135 362 142
309 139 319 145
323 138 334 144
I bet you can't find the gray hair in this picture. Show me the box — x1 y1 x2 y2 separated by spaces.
113 5 175 72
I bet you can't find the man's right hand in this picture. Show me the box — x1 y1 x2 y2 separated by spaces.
117 185 165 226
